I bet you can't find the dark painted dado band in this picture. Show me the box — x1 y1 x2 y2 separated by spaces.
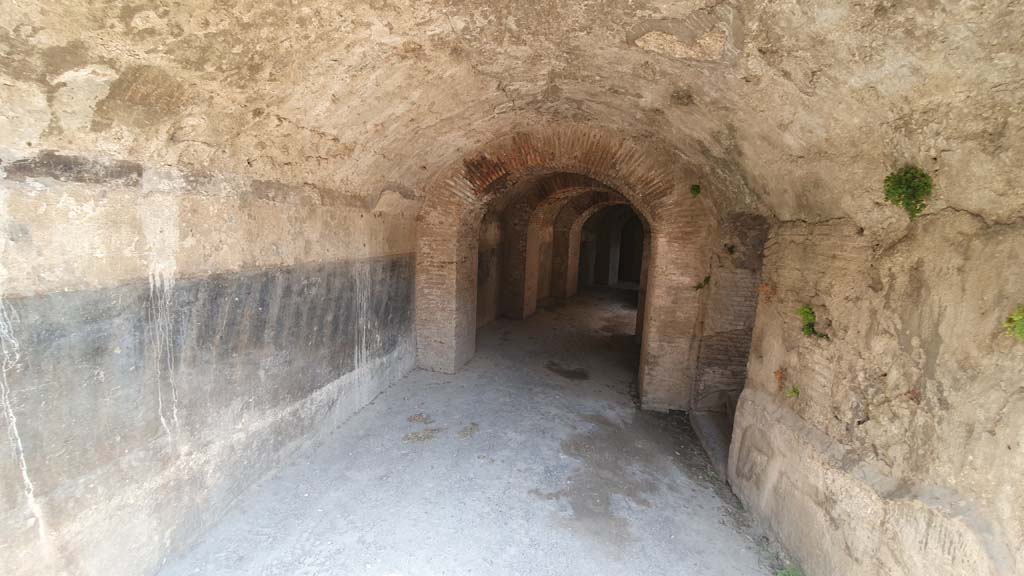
2 255 414 497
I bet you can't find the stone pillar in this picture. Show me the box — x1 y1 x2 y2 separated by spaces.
607 224 622 285
416 203 480 373
537 226 554 301
550 221 573 299
476 216 502 328
499 200 533 319
636 214 710 411
580 234 597 288
618 215 644 283
519 221 542 318
593 218 612 286
635 229 649 342
551 199 619 299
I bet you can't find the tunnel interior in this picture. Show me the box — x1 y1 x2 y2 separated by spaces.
2 2 1023 576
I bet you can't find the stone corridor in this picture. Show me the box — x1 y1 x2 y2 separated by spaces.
4 2 1022 575
158 290 778 576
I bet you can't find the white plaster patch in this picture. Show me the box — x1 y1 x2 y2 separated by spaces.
0 76 49 155
0 185 58 570
140 171 183 444
141 169 183 288
634 29 725 61
52 65 118 134
372 188 422 218
130 10 165 33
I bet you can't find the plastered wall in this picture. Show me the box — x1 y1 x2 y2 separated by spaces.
0 152 418 576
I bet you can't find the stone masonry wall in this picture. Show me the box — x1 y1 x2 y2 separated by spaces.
0 152 418 576
476 215 502 328
692 213 768 417
729 215 1024 576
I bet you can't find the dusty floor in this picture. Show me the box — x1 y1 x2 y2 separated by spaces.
159 290 780 575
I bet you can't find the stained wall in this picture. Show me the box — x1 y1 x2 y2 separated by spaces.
0 152 418 576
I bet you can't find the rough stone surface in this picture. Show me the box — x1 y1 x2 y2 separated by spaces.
4 0 1019 224
1 2 1022 575
476 213 502 328
730 216 1024 576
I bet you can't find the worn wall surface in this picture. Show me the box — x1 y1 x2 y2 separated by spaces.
692 212 768 416
535 227 554 302
476 215 501 328
8 0 1019 226
690 212 767 475
0 153 418 576
730 215 1024 576
617 215 644 284
1 0 1022 575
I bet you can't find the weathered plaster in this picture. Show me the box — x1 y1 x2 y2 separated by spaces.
1 2 1022 575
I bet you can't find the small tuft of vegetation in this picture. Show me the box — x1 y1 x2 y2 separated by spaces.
1005 306 1024 342
797 305 816 333
797 305 827 338
694 275 711 291
785 385 800 399
884 165 933 219
777 568 802 576
690 184 702 197
724 243 736 254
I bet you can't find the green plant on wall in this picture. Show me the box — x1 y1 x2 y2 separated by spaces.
694 275 711 291
884 165 933 219
777 568 802 576
690 183 702 197
797 305 826 338
784 385 800 399
1005 306 1024 342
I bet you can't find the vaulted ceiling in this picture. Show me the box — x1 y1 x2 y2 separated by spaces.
3 0 1021 226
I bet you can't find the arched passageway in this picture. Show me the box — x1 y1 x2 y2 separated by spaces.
158 279 774 576
6 3 1020 576
575 205 645 290
476 184 639 330
415 126 717 412
415 126 772 474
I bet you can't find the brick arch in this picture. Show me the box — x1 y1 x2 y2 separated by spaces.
524 188 629 310
416 125 714 410
490 172 616 219
551 194 629 298
500 174 628 318
428 126 692 224
554 199 656 344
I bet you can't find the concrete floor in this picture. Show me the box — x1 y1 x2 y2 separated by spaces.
159 289 780 576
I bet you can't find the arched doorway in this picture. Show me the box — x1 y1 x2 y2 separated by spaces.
476 182 644 330
414 126 715 412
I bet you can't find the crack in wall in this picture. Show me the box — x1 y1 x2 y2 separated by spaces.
0 179 61 570
147 279 181 446
0 298 57 567
140 181 183 449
